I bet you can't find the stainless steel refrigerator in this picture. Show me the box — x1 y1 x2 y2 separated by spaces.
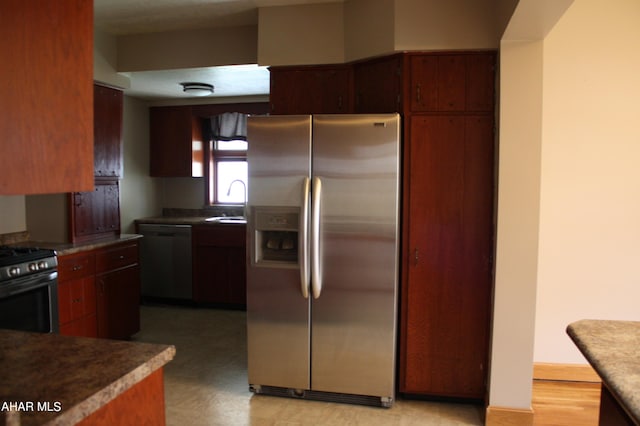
246 114 400 407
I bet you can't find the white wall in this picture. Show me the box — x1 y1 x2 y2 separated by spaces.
158 178 206 209
343 0 395 62
490 39 544 410
258 3 344 66
489 0 574 413
94 29 130 89
120 96 163 232
394 0 500 51
535 0 640 363
118 25 259 72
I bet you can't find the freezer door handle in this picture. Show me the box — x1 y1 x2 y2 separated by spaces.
311 176 323 299
299 177 310 299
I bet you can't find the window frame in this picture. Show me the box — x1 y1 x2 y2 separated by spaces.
207 143 247 205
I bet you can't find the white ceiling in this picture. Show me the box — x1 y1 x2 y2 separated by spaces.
94 0 343 101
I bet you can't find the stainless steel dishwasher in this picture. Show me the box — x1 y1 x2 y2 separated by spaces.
138 223 192 301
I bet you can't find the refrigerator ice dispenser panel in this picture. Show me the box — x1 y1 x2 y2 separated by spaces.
252 207 299 267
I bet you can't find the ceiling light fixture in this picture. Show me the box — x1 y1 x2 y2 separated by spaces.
180 82 214 96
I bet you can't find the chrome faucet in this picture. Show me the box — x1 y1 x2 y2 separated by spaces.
226 179 247 218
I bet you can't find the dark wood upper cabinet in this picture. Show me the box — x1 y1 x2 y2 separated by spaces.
149 106 204 178
148 103 269 178
465 53 496 112
269 65 352 114
0 0 94 194
353 54 403 113
409 53 495 112
94 84 124 178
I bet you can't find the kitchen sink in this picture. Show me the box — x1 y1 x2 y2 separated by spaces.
205 216 247 224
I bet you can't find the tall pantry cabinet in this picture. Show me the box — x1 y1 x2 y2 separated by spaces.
400 52 496 399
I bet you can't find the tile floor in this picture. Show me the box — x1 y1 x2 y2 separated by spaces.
132 305 484 426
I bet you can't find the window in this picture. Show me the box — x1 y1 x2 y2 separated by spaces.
203 111 252 206
207 139 247 205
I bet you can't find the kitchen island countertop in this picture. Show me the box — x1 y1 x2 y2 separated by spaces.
0 329 175 426
567 319 640 424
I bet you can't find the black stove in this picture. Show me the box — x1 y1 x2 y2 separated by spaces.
0 246 57 282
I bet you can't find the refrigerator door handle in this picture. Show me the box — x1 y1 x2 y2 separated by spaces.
299 177 310 299
311 176 323 299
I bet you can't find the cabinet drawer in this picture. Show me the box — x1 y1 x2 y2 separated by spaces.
58 252 95 281
96 243 139 273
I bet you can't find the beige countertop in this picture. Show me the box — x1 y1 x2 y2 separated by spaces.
0 329 175 426
566 319 640 424
135 216 246 226
13 234 143 256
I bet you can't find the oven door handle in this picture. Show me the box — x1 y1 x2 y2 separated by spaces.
0 271 58 298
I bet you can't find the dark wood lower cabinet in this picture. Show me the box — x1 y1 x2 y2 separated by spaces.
96 265 141 340
58 251 98 338
192 225 246 308
399 114 494 399
58 241 141 340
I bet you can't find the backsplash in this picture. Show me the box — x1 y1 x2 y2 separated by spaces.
0 231 29 245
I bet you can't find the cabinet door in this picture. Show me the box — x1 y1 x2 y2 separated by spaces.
353 55 402 113
58 275 96 326
269 66 352 114
59 283 98 338
270 68 320 114
59 314 98 338
0 0 93 195
150 106 203 177
410 55 465 112
466 54 495 112
94 84 123 177
193 245 232 304
410 53 495 113
96 265 141 340
192 225 246 306
320 67 352 113
71 181 120 241
401 115 494 398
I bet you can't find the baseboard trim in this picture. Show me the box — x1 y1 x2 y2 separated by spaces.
533 362 600 383
485 405 534 426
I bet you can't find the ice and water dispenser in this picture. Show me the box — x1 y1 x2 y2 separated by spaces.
252 207 300 267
